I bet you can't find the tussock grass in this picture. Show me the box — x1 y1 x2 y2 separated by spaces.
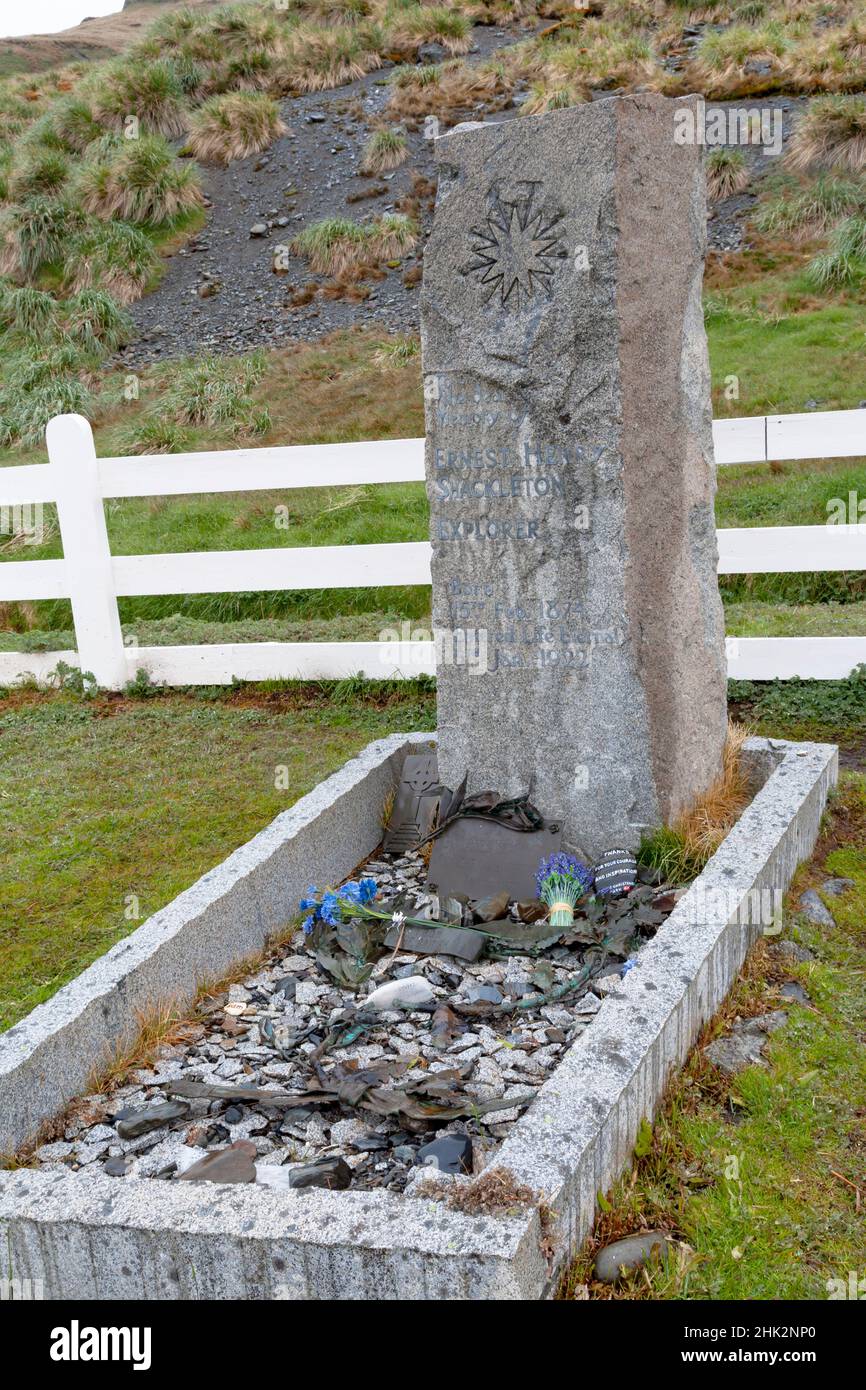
209 2 281 52
7 146 71 201
75 134 204 225
287 24 385 91
752 173 866 237
91 57 188 139
521 82 585 115
291 211 417 276
116 416 193 456
0 283 59 336
398 5 472 56
40 95 103 155
527 19 661 93
359 126 408 173
806 214 866 288
0 198 84 280
786 94 866 175
706 146 751 201
292 215 372 274
373 334 419 365
63 289 131 355
388 57 511 123
61 220 160 304
640 721 752 883
0 375 94 450
187 92 287 165
218 47 281 94
156 350 270 436
372 209 418 258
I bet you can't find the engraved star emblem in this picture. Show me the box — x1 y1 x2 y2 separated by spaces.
466 201 566 310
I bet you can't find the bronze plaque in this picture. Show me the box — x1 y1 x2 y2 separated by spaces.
382 751 441 854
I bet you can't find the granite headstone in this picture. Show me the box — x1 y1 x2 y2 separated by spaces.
420 95 728 856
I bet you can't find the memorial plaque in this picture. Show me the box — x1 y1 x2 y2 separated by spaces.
427 817 562 901
382 751 442 853
420 96 728 857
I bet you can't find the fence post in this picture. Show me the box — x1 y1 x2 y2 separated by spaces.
46 414 127 691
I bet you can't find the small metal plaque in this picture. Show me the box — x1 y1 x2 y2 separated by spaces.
427 817 562 901
382 752 441 854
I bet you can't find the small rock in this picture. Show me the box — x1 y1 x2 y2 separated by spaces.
365 976 435 1010
295 979 327 1006
288 1156 352 1190
776 939 813 964
593 974 621 996
249 222 269 238
35 1140 74 1164
541 1005 573 1028
329 1117 367 1147
179 1139 257 1184
798 889 834 927
417 1134 473 1175
821 877 855 898
595 1231 673 1283
116 1100 190 1145
472 891 510 924
780 981 810 1004
464 983 503 1006
103 1156 130 1177
704 1011 788 1075
350 1133 390 1152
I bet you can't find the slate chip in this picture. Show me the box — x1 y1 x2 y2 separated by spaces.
417 1134 473 1175
115 1100 190 1140
179 1139 257 1185
288 1156 352 1190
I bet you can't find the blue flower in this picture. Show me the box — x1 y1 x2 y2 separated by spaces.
320 892 342 926
359 877 377 903
338 880 363 904
302 914 315 934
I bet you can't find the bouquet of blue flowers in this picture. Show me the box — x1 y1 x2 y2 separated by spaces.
299 877 379 933
535 852 594 927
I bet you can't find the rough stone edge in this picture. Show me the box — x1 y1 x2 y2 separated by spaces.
0 731 436 1153
0 736 837 1299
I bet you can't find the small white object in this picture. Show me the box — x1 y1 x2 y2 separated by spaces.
365 977 434 1011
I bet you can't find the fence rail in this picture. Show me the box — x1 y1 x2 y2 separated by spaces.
0 409 864 690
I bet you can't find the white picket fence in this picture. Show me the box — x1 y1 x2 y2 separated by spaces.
0 408 864 689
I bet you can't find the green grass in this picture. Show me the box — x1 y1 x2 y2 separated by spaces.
707 300 866 417
0 681 435 1031
562 772 866 1300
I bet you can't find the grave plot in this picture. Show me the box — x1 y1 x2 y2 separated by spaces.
23 815 684 1195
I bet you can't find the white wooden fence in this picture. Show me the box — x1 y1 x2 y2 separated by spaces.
0 408 863 689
